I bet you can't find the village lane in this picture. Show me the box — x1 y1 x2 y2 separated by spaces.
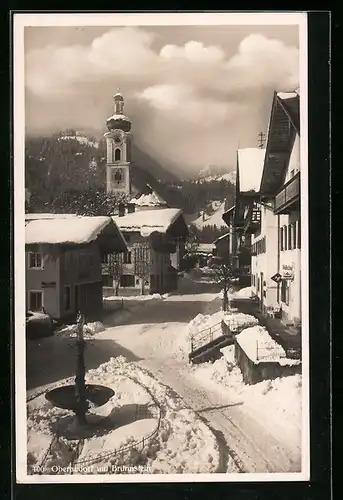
26 276 300 473
25 276 220 392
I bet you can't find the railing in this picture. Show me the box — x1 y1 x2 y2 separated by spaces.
274 172 300 214
190 321 222 352
30 374 163 474
255 340 286 361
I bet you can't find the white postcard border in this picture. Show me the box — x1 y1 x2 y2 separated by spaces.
14 11 309 483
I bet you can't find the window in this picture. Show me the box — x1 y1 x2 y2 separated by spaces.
28 252 43 269
280 228 284 251
293 223 297 250
120 274 135 287
284 226 288 251
29 291 43 311
64 286 72 311
281 280 290 305
114 170 122 183
288 224 292 249
115 148 121 161
102 254 109 264
123 251 132 264
297 221 301 249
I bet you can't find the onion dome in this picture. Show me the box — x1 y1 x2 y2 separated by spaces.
106 114 131 132
113 91 124 102
106 90 131 132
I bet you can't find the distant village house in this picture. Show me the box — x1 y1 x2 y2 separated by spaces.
25 214 127 322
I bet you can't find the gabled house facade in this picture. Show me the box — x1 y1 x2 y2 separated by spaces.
222 149 265 284
25 214 127 322
250 90 301 326
221 205 238 267
102 206 188 296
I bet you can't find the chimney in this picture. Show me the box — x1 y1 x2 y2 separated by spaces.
127 203 135 213
118 203 125 217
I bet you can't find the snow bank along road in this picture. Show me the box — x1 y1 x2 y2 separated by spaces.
97 293 300 473
26 280 300 473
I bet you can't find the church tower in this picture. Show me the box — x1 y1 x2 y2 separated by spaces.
105 91 132 195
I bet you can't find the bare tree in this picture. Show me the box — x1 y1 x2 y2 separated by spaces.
108 253 123 296
133 240 151 295
210 257 236 311
185 223 200 255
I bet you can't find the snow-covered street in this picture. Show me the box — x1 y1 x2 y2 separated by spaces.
26 277 301 474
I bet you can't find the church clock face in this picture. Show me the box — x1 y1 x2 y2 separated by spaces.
112 168 125 187
114 136 122 145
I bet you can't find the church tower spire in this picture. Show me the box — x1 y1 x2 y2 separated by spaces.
104 90 132 195
113 89 124 115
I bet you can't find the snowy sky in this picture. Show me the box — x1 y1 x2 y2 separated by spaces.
25 24 299 176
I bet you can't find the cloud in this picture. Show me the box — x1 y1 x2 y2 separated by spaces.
25 28 299 175
160 40 225 63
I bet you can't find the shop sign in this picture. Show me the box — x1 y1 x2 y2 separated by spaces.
271 273 282 283
281 263 294 280
41 281 56 288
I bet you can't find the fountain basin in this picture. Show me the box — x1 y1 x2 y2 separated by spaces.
45 384 114 411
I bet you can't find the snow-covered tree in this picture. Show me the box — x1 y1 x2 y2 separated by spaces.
185 224 200 254
133 240 151 295
209 257 236 311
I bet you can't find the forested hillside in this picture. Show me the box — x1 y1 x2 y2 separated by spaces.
25 133 235 221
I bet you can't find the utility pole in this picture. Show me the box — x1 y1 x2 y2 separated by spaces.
258 132 266 149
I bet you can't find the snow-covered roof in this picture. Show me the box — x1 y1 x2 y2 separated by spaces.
113 208 184 237
213 232 230 244
277 91 298 100
25 215 127 252
237 148 266 193
25 213 77 220
235 325 286 364
131 191 168 208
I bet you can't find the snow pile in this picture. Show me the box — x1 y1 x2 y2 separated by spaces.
231 286 252 299
56 321 105 338
103 294 164 313
193 355 302 431
187 311 223 339
88 357 220 474
235 325 286 363
104 293 163 302
220 345 236 370
27 356 220 475
223 312 258 332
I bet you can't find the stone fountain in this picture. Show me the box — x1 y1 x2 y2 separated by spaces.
45 312 114 437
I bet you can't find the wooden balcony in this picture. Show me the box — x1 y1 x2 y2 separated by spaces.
274 172 300 214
